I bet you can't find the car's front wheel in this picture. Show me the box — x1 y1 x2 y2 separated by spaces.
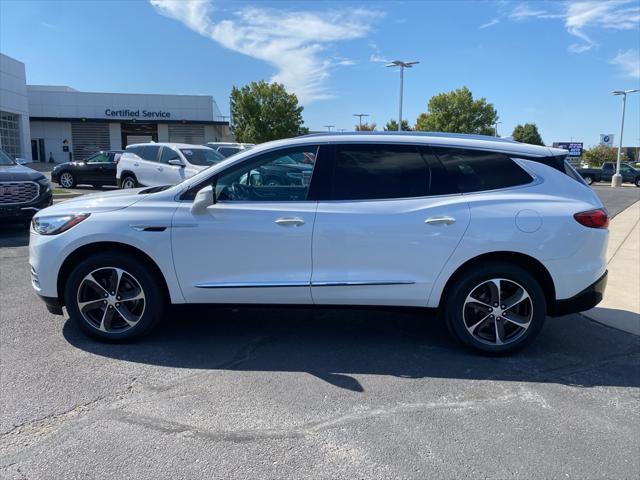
583 175 594 185
64 252 165 341
444 262 546 354
59 172 76 188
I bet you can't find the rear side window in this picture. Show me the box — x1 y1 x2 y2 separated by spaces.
140 145 160 162
125 146 142 156
432 147 532 193
331 144 429 200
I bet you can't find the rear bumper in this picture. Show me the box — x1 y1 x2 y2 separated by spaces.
551 270 607 317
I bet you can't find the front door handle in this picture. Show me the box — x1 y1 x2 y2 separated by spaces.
157 167 163 171
275 217 305 227
425 216 456 226
133 162 139 167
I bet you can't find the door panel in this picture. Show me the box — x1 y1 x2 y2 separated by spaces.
171 201 317 303
311 196 470 306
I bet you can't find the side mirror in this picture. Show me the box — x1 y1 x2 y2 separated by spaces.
16 158 28 165
168 159 184 167
190 185 214 214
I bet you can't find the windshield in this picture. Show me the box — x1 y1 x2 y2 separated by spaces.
0 149 15 166
180 148 224 166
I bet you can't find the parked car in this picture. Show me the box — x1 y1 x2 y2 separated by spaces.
51 150 123 188
117 143 224 188
0 149 52 225
577 162 640 186
30 133 608 354
206 142 254 158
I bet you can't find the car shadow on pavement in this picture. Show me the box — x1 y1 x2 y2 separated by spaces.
63 305 640 392
0 224 29 248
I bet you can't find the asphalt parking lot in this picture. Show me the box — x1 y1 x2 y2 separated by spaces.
1 187 639 479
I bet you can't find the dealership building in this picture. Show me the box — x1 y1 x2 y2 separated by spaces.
1 53 232 163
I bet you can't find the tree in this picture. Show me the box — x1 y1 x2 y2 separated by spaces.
384 119 411 131
355 122 377 131
230 80 305 143
581 145 627 168
414 86 498 135
512 123 544 145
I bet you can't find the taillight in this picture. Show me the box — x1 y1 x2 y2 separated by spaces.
574 209 609 229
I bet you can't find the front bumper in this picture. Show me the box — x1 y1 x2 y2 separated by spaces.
551 270 608 316
37 294 64 315
0 191 53 223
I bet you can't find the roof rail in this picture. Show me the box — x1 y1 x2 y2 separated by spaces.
299 131 519 143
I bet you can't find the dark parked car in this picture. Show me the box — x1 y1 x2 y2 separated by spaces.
577 162 640 186
0 149 52 225
257 153 314 186
51 150 123 188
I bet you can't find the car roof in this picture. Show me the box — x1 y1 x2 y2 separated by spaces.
244 132 566 158
125 142 210 149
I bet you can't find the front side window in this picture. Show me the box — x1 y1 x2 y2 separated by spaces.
159 147 180 163
0 149 15 166
180 148 224 166
216 146 318 202
432 147 532 193
87 152 109 163
331 144 430 200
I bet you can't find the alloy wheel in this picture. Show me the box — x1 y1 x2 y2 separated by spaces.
60 172 74 188
122 177 136 189
462 278 533 346
76 267 146 333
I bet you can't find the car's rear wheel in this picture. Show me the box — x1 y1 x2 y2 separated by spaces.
121 175 137 189
59 172 76 188
583 175 594 185
444 262 546 354
634 176 640 187
64 252 165 341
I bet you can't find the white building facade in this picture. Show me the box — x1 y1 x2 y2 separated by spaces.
0 53 31 160
1 53 232 163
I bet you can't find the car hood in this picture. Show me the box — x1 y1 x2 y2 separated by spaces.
38 187 148 216
0 163 46 182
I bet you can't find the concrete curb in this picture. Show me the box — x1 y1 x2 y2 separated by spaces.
583 200 640 335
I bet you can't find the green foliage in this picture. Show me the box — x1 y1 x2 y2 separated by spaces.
355 122 377 131
582 145 627 168
230 80 305 143
384 119 412 131
512 123 544 145
414 87 498 135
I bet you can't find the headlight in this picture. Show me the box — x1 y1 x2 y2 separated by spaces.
37 177 51 193
31 213 90 235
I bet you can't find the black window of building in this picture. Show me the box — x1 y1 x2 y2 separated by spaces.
331 144 430 200
432 147 532 193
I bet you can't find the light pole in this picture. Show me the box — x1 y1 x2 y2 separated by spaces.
611 89 639 187
386 60 419 131
353 113 369 129
494 121 502 137
323 125 335 132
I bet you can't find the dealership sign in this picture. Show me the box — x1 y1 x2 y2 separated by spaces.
105 109 171 119
553 142 583 157
600 134 614 147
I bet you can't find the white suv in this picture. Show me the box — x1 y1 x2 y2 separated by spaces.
30 133 608 354
117 142 224 188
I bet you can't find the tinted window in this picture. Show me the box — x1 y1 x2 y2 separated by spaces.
87 152 110 163
602 163 614 171
216 146 318 202
218 147 242 158
125 146 142 156
180 148 224 166
331 144 429 200
139 146 160 162
159 147 180 163
432 148 532 193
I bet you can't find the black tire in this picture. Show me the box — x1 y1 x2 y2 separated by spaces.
120 174 137 189
583 175 594 186
64 252 166 341
634 177 640 187
58 171 76 188
444 262 546 355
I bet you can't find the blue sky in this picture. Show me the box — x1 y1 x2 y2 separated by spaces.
1 0 639 146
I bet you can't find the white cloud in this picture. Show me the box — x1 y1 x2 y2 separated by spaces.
149 0 382 103
504 1 640 53
480 18 500 29
610 49 640 79
368 42 388 63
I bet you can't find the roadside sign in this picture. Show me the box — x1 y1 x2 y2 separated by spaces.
599 134 614 147
553 142 583 157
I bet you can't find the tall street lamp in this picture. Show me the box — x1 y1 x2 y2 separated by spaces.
323 125 335 132
494 121 502 137
611 89 639 187
386 60 419 131
353 113 369 129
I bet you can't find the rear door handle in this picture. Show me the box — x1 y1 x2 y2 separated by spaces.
133 162 139 167
275 217 305 227
425 216 456 226
157 167 163 171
